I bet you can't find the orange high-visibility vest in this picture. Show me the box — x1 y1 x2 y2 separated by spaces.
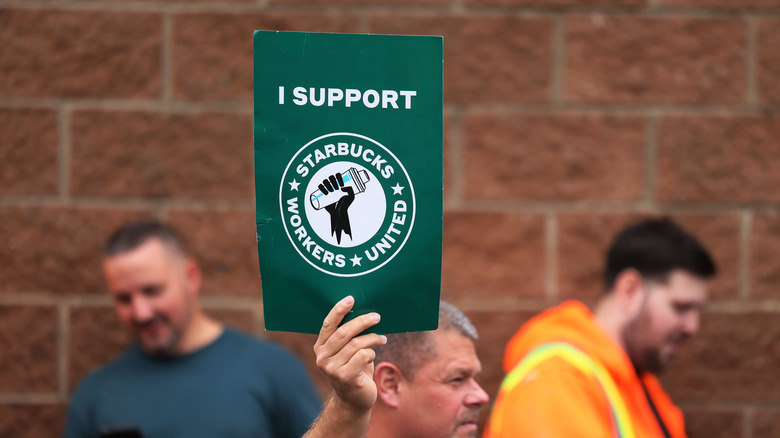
488 342 635 438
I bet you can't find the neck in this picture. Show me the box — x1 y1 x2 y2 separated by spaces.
593 296 628 352
176 311 223 355
367 405 402 438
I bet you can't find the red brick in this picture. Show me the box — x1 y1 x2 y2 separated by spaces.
206 308 258 334
750 213 780 299
70 110 252 199
465 309 542 432
463 112 645 201
442 212 545 298
368 15 553 104
758 18 780 105
566 16 746 104
683 409 743 438
467 0 642 5
656 115 780 203
0 10 160 98
663 0 780 8
173 13 359 101
558 214 729 300
167 209 261 297
443 113 456 203
660 311 780 403
271 0 447 4
0 404 65 438
558 213 645 300
0 109 58 196
69 306 129 392
265 331 328 396
0 207 151 294
465 309 540 399
0 306 58 392
753 409 780 438
88 0 251 2
673 214 740 299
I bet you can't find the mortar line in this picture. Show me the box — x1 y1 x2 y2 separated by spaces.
58 301 70 401
545 212 558 301
743 406 753 438
451 0 466 13
0 393 62 404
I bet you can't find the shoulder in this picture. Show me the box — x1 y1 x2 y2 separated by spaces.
69 347 139 407
502 351 610 410
220 328 310 371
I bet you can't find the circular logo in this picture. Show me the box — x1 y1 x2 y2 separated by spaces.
280 132 416 277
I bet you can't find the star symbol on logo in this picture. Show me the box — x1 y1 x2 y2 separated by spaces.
391 183 405 195
350 254 363 267
288 179 300 192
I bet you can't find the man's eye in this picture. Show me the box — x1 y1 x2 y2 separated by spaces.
115 295 132 305
673 303 696 314
143 286 161 297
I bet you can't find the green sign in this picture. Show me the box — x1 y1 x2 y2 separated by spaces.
254 31 442 334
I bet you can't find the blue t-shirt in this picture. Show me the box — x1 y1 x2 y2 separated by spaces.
64 328 322 438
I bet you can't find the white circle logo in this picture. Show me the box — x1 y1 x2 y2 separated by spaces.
279 133 416 277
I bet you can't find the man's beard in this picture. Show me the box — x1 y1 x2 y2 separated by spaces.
624 311 687 375
134 315 182 357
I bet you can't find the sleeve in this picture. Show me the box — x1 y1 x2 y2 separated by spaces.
267 345 324 438
484 357 616 438
63 376 100 438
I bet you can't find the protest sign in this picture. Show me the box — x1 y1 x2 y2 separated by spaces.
254 31 442 334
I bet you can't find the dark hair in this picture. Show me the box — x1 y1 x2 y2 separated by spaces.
373 301 478 379
104 220 189 258
604 217 717 291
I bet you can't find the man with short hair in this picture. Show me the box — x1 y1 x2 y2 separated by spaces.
484 217 717 438
65 220 321 438
304 297 489 438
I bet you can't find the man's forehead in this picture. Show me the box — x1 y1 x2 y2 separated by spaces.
102 238 182 278
651 269 709 303
428 330 481 372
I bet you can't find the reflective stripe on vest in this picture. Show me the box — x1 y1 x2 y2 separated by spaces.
490 342 635 438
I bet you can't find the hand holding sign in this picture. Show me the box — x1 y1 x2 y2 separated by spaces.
313 295 386 411
304 296 386 438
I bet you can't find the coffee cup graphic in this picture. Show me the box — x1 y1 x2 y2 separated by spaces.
310 167 370 210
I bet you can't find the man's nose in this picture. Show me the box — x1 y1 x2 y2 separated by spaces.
131 297 153 322
464 380 490 408
681 310 700 335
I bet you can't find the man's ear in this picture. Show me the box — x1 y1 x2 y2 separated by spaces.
374 362 404 409
613 269 645 318
184 257 202 296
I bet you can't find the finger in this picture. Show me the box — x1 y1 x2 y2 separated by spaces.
328 333 386 368
323 178 334 192
329 174 339 190
318 183 328 195
340 347 378 380
316 296 355 350
318 312 382 359
336 172 344 186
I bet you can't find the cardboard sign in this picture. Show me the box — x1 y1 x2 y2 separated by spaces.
254 31 442 334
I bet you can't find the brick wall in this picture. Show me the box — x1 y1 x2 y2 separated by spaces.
1 1 778 437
